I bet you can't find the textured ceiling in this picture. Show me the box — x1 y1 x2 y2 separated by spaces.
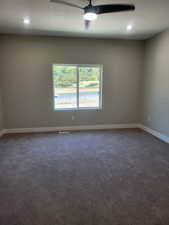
0 0 169 40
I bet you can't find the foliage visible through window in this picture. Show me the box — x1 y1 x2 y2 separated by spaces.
53 64 102 109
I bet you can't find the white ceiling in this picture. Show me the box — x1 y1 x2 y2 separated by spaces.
0 0 169 40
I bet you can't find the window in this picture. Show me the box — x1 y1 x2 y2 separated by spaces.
53 64 102 110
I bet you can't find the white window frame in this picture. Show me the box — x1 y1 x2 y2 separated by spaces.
52 64 103 111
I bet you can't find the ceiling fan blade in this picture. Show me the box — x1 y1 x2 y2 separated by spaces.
50 0 83 9
85 20 90 29
93 4 135 14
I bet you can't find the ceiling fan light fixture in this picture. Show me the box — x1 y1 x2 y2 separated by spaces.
83 12 97 21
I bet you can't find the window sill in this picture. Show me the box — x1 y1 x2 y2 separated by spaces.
53 107 102 111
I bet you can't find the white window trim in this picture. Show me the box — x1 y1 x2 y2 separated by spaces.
52 64 103 111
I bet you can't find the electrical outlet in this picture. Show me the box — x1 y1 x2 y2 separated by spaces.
72 115 75 121
147 116 151 122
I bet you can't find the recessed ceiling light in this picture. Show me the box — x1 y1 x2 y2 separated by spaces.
127 24 133 31
23 18 30 25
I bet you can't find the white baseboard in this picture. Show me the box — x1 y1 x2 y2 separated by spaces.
0 129 6 138
138 124 169 144
4 123 139 134
1 124 169 144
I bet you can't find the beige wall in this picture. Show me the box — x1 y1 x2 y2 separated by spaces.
141 29 169 136
0 46 3 132
0 40 3 131
0 34 144 129
0 87 3 131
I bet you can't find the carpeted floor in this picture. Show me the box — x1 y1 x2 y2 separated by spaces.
0 129 169 225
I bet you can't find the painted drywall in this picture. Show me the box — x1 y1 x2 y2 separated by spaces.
141 29 169 137
0 55 3 132
0 87 3 132
0 35 144 129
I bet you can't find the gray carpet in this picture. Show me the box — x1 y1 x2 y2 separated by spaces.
0 129 169 225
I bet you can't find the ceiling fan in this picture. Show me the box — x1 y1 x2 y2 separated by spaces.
50 0 135 29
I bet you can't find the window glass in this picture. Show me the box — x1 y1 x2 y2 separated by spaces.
53 64 102 110
79 67 100 108
53 65 77 109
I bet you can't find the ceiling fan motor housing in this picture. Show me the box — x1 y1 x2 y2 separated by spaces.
84 5 98 14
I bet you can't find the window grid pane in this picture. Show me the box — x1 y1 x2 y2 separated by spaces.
79 67 100 108
53 65 77 109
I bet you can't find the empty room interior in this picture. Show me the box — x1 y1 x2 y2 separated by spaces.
0 0 169 224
